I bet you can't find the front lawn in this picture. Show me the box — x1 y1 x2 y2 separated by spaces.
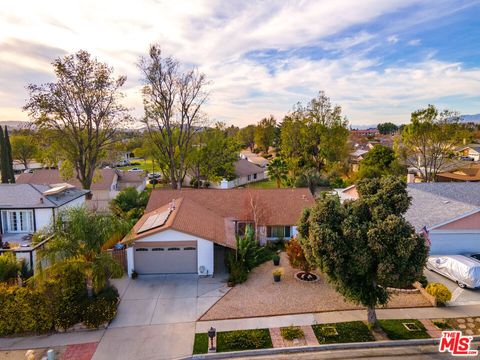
378 319 430 340
193 329 273 354
312 321 374 344
245 179 279 189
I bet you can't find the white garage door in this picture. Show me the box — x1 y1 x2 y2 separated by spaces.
134 241 197 274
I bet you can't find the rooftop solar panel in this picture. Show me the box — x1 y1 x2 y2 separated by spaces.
137 209 172 234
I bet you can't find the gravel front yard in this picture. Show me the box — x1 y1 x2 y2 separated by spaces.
200 252 431 320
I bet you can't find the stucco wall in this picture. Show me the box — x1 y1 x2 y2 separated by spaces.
429 231 480 254
133 229 214 275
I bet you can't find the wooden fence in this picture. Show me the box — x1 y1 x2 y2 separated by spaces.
108 248 127 271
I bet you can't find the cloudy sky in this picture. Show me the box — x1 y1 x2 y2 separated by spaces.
1 0 480 127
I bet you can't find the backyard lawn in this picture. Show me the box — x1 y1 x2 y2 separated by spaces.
244 179 279 189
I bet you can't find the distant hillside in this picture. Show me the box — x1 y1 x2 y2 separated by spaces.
460 114 480 123
0 120 31 129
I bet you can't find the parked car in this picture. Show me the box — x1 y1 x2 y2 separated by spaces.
460 156 474 161
148 173 161 179
128 167 143 172
464 253 480 262
426 255 480 288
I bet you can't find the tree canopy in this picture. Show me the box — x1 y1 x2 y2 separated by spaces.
254 116 277 152
11 135 38 170
24 50 129 189
377 122 399 135
357 145 404 180
297 176 427 326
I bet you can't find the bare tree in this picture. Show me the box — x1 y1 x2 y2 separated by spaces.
24 50 129 189
139 45 209 189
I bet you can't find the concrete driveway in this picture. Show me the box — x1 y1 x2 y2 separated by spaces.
424 268 480 306
93 274 229 360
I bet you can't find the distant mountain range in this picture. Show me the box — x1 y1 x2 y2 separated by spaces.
460 114 480 123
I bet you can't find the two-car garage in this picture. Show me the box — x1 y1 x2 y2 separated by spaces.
133 241 197 274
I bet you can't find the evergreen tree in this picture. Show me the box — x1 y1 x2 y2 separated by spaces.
4 127 15 183
0 127 7 183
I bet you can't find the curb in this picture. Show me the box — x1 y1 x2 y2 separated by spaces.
186 336 480 359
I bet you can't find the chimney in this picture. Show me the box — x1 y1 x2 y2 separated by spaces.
40 197 44 204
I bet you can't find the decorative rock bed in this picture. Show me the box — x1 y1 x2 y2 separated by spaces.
386 286 420 294
294 271 319 282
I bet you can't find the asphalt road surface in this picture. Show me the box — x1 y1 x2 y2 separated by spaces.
234 341 480 359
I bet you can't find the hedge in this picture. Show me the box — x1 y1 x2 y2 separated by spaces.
0 265 119 336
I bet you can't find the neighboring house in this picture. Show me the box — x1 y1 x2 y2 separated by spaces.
16 168 146 211
334 185 359 202
12 160 43 173
188 159 267 189
122 188 314 276
239 150 270 168
349 149 369 172
335 183 480 255
0 183 89 270
350 128 380 137
436 163 480 182
457 144 480 161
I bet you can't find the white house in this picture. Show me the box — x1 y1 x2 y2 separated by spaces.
215 159 267 189
0 183 89 269
16 168 146 211
122 188 315 276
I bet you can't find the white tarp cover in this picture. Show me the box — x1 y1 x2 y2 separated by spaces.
428 255 480 288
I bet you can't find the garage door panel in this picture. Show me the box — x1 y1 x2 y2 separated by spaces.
134 242 197 274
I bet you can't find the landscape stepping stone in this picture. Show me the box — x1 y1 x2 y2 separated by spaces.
302 325 320 346
457 319 466 323
269 328 284 348
459 324 467 329
466 329 474 335
467 318 474 323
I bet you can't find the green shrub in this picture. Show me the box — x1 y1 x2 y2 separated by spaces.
378 319 430 340
0 284 53 336
433 320 450 330
0 253 21 282
426 283 452 304
83 286 119 328
217 329 272 352
418 275 428 288
227 259 248 285
280 326 304 340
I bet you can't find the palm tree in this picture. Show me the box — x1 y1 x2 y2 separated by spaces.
37 206 130 297
267 157 289 188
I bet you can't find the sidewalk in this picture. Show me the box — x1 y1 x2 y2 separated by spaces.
0 329 105 351
196 304 480 332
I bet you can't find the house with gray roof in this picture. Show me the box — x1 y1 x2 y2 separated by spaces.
335 182 480 255
405 183 480 255
0 183 89 247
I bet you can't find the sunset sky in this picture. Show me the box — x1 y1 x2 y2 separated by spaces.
2 0 480 127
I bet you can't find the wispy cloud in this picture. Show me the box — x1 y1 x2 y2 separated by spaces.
1 0 480 125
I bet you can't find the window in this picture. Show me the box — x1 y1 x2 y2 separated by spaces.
236 222 255 236
3 210 34 233
135 248 148 252
184 247 196 251
267 226 292 238
253 174 257 180
152 248 164 251
168 247 180 251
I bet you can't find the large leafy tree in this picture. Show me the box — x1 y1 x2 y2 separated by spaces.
377 122 399 135
280 91 349 177
24 50 129 189
267 157 288 188
110 187 150 223
237 125 256 152
189 125 240 183
298 176 427 327
397 105 466 182
139 44 209 189
357 145 404 179
37 207 130 297
254 116 277 152
11 135 38 170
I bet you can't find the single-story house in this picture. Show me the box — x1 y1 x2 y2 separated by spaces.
16 168 146 211
239 150 270 168
349 149 369 172
335 183 480 255
436 163 480 182
122 188 315 276
216 159 267 189
0 183 89 269
457 144 480 161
